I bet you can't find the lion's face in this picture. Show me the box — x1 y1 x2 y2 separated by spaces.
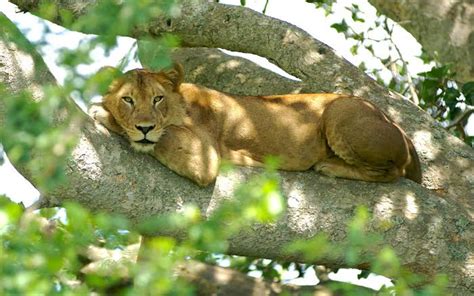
102 66 185 153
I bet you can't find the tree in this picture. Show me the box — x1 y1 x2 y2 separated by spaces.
368 0 474 84
1 0 473 294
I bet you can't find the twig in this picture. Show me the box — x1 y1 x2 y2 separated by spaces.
455 124 466 140
383 18 419 105
366 37 390 43
446 107 474 129
262 0 270 14
433 105 447 119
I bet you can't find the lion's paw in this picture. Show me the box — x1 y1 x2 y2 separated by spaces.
314 162 338 178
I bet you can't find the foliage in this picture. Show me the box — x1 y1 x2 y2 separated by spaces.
0 166 285 294
0 87 77 191
0 15 80 191
417 67 474 144
137 35 180 70
0 189 449 294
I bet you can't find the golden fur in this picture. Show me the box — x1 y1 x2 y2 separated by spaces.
89 64 421 186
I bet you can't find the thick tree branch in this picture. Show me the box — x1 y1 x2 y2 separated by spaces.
368 0 474 83
10 0 382 92
1 7 474 295
8 0 474 206
83 244 374 295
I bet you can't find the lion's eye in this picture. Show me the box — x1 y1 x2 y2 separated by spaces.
121 96 134 105
153 95 164 105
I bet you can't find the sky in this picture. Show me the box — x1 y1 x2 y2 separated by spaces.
0 0 467 289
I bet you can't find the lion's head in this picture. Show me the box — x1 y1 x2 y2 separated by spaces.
101 64 185 153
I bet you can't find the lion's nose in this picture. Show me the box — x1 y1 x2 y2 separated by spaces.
135 125 155 134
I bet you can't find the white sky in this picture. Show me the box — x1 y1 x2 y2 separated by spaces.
0 0 468 289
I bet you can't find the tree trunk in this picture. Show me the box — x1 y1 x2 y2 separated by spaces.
1 2 474 294
368 0 474 83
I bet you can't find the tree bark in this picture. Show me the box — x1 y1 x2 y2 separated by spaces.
8 0 474 204
368 0 474 83
1 3 474 294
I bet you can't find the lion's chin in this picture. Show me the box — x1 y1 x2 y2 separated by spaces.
131 142 156 153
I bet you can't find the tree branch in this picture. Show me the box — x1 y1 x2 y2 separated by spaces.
9 0 381 92
83 244 375 295
1 8 474 295
8 0 474 206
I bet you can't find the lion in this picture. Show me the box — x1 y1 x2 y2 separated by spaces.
89 64 421 187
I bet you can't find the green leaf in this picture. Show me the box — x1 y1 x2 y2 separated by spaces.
351 12 365 23
419 65 451 79
358 269 371 279
418 48 433 64
448 106 462 120
240 0 246 5
137 36 180 70
444 87 461 109
0 196 24 230
358 62 367 72
398 64 407 76
461 81 474 105
352 32 365 41
285 233 331 262
365 44 374 55
331 20 349 33
419 79 440 103
350 44 358 55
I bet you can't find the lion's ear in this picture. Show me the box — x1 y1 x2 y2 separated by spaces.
162 63 184 89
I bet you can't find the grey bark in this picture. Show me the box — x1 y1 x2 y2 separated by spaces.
1 2 474 294
368 0 474 83
9 0 473 203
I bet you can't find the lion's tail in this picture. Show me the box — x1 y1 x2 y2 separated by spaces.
405 139 422 183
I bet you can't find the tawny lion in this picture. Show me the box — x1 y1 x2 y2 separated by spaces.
90 64 421 186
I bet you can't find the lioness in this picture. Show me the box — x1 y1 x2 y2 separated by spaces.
90 64 421 186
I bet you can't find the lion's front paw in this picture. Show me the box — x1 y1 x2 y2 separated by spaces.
88 104 107 121
87 104 118 135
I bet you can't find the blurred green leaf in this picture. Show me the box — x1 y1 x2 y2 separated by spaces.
419 79 440 103
0 196 24 231
444 87 461 108
419 65 452 79
350 44 358 55
138 35 180 70
0 88 79 191
331 20 349 33
461 81 474 105
285 233 331 262
419 48 433 64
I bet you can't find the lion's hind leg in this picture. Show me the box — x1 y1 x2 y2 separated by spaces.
316 97 407 183
314 156 400 182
